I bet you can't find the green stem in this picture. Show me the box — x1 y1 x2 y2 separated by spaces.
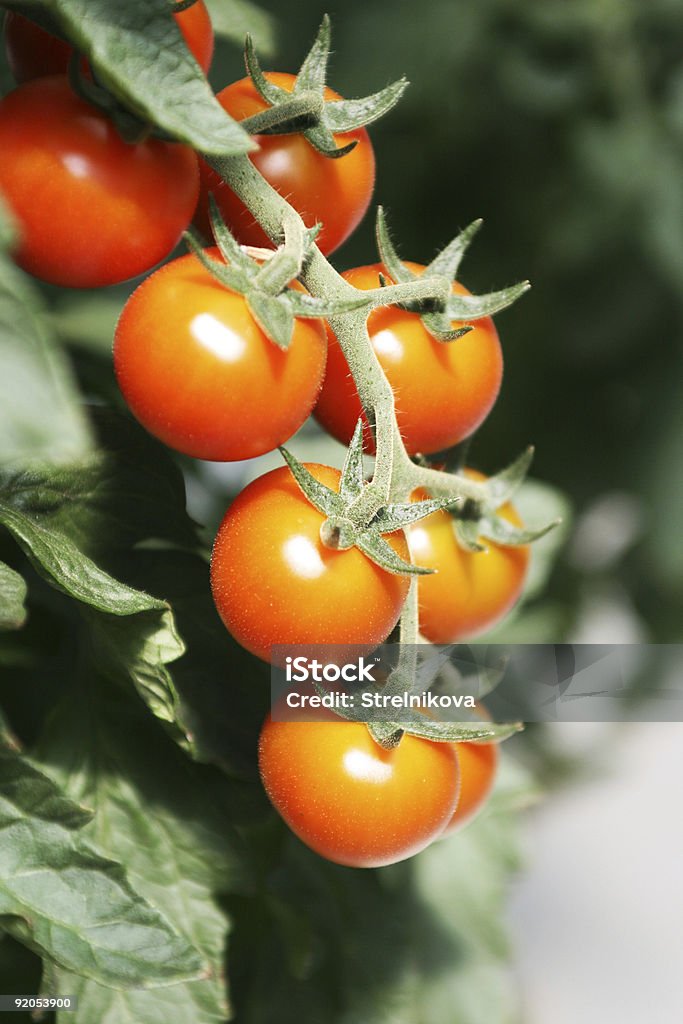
203 154 490 518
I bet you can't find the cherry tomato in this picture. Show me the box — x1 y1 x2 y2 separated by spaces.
196 72 376 256
259 711 460 867
446 741 498 833
0 77 199 288
3 2 214 82
211 464 410 662
114 248 327 461
315 263 503 456
407 470 530 642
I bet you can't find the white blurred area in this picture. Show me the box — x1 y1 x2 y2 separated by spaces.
508 721 683 1024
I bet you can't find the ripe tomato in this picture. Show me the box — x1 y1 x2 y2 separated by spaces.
114 248 327 461
0 77 199 288
211 464 410 662
196 72 375 256
259 711 460 867
3 2 214 82
315 263 503 456
407 471 530 642
446 741 498 833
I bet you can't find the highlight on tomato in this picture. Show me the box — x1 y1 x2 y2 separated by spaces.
3 1 214 82
195 72 376 257
210 464 410 663
259 711 460 867
114 248 327 461
407 471 530 642
0 76 199 288
314 262 503 456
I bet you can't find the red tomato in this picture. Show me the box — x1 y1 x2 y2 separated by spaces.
315 263 503 456
446 741 498 833
259 711 460 867
407 471 530 642
210 464 410 662
196 72 376 256
0 77 199 288
3 2 214 82
114 248 327 461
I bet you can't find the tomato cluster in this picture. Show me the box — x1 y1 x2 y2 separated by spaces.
2 11 526 868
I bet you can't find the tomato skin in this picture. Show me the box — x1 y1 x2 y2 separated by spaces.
407 471 530 642
114 249 326 460
196 72 376 256
259 712 460 867
0 77 199 288
315 263 503 456
3 3 214 81
445 741 498 833
210 465 410 662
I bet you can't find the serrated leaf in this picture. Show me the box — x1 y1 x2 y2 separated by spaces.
205 0 276 55
35 674 252 1021
3 0 253 155
0 561 27 632
0 747 204 989
0 251 92 468
424 218 484 281
445 281 531 320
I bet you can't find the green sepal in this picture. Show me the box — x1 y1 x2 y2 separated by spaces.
485 446 535 507
367 723 404 749
454 517 486 553
372 495 459 534
478 513 561 547
444 282 531 321
243 16 406 157
375 207 415 284
339 421 366 502
424 218 483 281
278 444 431 576
401 719 523 744
420 312 474 344
246 293 295 350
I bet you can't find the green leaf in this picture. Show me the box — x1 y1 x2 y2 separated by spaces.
0 746 204 989
3 0 253 156
0 251 92 468
204 0 276 55
0 561 27 632
36 674 252 1022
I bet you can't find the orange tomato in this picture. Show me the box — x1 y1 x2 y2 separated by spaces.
196 72 376 256
210 464 410 662
407 470 530 641
315 263 503 456
446 741 499 832
259 711 460 867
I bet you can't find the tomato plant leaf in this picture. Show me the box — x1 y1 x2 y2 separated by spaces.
204 0 276 56
0 252 93 468
0 561 27 632
0 744 205 989
3 0 254 155
35 673 253 1023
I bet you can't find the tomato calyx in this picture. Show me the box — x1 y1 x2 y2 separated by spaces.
280 422 453 576
242 16 408 157
375 207 531 342
185 199 366 348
